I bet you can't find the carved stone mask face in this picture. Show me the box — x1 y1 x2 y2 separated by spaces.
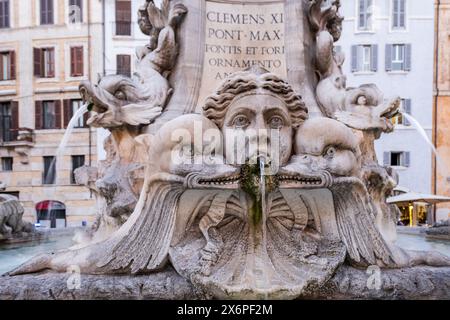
222 94 293 167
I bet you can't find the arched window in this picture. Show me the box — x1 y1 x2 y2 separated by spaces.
35 200 66 228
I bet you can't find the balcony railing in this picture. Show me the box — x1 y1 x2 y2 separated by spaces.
0 128 34 146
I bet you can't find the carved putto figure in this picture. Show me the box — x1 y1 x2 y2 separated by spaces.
6 0 450 300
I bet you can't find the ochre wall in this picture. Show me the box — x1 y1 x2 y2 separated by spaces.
434 0 450 220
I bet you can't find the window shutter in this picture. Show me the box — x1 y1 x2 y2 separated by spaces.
10 51 16 80
383 152 390 166
351 45 358 72
393 0 399 28
83 112 89 128
403 152 411 167
11 101 19 141
35 101 43 129
40 0 46 24
63 99 72 128
404 44 412 71
385 44 393 71
116 1 131 22
117 54 131 77
70 47 75 77
48 0 54 24
48 48 55 78
404 99 412 126
70 47 84 77
33 48 42 77
77 47 84 76
55 100 62 129
371 44 378 72
400 0 406 28
0 1 4 27
124 55 131 77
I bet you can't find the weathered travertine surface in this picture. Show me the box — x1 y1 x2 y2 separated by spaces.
0 268 196 300
310 265 450 300
1 265 449 300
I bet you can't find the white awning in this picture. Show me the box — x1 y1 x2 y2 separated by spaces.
387 192 450 205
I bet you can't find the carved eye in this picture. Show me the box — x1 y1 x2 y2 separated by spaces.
232 115 250 128
325 146 336 159
114 91 126 100
268 116 284 129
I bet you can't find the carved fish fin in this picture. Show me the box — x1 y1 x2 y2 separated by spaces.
120 104 162 126
332 177 395 266
98 183 183 274
6 253 52 276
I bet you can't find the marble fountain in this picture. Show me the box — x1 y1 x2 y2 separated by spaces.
0 0 449 300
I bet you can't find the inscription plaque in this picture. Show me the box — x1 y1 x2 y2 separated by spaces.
197 0 287 106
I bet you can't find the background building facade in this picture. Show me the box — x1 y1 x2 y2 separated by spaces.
433 0 450 221
0 0 104 227
337 0 435 198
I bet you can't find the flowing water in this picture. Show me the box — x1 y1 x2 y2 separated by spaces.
41 103 89 223
402 113 448 176
55 103 89 168
258 156 270 298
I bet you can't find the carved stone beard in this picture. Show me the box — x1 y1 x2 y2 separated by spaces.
169 189 346 299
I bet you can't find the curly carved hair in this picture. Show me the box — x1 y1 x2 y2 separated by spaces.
202 67 308 129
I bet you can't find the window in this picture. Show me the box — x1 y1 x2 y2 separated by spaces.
69 0 83 23
70 46 83 77
1 157 12 171
391 99 411 126
115 1 131 36
0 0 9 28
384 151 410 167
351 45 378 72
43 101 56 129
116 54 131 77
362 46 372 72
0 51 15 81
63 99 86 128
392 0 406 30
358 0 373 31
43 156 56 184
71 155 85 184
386 44 411 72
35 100 61 130
34 47 55 78
390 152 402 167
392 44 404 71
42 101 56 129
71 100 85 128
0 102 11 142
40 0 54 25
0 101 17 142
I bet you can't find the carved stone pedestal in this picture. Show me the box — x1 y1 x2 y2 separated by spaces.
1 266 449 300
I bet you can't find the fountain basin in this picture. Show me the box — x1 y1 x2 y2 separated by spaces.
1 265 448 300
0 227 84 275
